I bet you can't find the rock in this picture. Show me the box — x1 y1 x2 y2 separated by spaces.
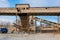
24 33 29 36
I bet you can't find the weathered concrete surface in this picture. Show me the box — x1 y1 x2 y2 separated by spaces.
0 4 60 15
0 33 60 40
0 8 17 13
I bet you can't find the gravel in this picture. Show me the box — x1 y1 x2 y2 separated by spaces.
0 33 60 40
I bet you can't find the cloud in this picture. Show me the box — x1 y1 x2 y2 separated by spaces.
19 0 60 7
0 18 14 23
52 0 60 6
0 0 10 7
0 16 16 24
19 0 47 7
0 16 20 24
25 0 47 7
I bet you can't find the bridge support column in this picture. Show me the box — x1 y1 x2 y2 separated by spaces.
29 16 36 33
19 14 29 32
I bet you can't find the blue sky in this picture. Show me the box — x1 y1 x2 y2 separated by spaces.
0 0 60 24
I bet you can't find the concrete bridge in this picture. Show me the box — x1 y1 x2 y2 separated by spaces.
0 4 60 31
0 4 60 15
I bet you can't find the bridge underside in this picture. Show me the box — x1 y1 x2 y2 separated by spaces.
27 13 60 16
0 13 60 16
0 4 60 32
0 13 16 15
0 13 60 32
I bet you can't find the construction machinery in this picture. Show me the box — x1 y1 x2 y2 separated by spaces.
34 17 59 33
0 28 8 33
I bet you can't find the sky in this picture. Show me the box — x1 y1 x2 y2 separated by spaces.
0 0 60 25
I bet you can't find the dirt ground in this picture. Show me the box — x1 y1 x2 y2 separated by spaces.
0 33 60 40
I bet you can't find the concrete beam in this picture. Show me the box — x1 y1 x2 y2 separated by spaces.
19 15 29 32
0 8 17 13
0 4 60 15
20 7 60 13
16 4 29 8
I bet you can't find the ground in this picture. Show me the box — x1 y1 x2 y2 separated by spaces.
0 33 60 40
